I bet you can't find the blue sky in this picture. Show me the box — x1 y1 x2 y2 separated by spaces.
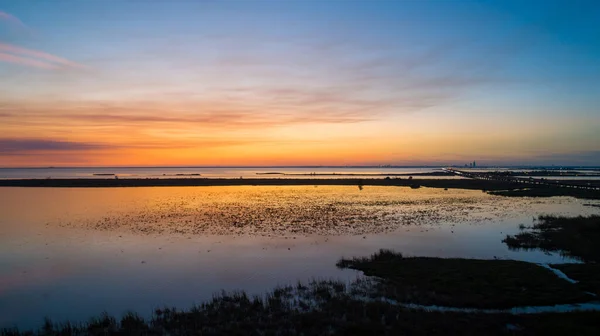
0 0 599 166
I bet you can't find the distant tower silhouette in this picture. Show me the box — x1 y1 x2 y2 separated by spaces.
473 161 477 168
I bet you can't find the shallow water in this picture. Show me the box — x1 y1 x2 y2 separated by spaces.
1 186 599 329
517 176 600 180
0 167 446 180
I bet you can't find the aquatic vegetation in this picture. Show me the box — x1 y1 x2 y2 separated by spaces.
4 188 599 333
49 186 565 236
3 176 598 200
337 249 594 309
0 178 510 191
489 188 600 200
3 264 600 335
503 215 600 262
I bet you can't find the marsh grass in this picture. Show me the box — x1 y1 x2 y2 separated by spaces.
0 255 600 336
4 286 600 336
336 250 593 309
489 188 600 200
503 215 600 262
5 249 600 335
0 178 524 192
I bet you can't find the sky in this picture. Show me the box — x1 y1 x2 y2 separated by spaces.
0 0 599 167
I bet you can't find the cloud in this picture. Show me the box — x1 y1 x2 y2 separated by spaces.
185 36 519 121
69 112 370 126
0 43 86 69
0 11 83 70
0 11 26 29
0 138 113 153
0 136 332 158
0 51 56 69
0 98 374 131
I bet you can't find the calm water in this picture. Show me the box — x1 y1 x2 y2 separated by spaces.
4 166 599 180
0 167 448 179
516 176 600 180
1 186 599 329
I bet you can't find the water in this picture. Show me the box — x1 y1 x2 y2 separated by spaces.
4 166 599 180
462 168 600 173
516 176 600 180
0 167 450 180
1 186 599 329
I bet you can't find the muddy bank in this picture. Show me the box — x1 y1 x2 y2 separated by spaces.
0 177 518 190
3 177 598 200
336 250 595 309
503 215 600 262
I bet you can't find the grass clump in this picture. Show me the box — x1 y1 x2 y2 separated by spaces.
488 188 600 200
4 248 600 335
503 215 600 262
3 288 600 335
337 249 592 309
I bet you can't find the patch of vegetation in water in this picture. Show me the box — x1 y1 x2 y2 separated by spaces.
3 285 600 336
4 250 600 335
488 188 600 200
336 250 592 309
503 215 600 263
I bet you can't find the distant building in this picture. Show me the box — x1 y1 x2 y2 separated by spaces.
473 161 477 168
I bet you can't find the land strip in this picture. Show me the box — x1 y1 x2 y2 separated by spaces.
2 177 599 199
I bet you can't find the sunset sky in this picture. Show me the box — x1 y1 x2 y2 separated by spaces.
1 0 599 167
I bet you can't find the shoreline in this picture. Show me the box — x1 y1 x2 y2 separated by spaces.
6 251 600 334
0 177 513 189
2 177 599 200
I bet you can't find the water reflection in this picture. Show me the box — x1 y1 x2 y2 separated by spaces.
0 186 599 329
0 167 451 180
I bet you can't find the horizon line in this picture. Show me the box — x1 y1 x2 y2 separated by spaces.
1 165 599 170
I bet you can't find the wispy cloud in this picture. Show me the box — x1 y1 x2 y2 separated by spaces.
0 11 26 29
63 111 370 126
0 11 84 70
0 110 370 132
0 138 190 155
0 138 112 153
0 51 56 69
0 98 374 131
0 136 325 157
0 43 85 69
